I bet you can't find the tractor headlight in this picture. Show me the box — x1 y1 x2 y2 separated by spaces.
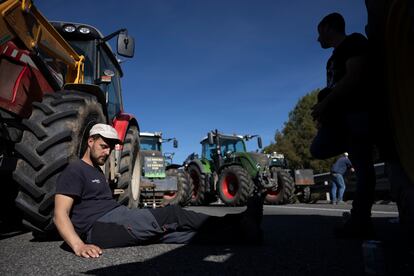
63 25 76 33
78 26 91 34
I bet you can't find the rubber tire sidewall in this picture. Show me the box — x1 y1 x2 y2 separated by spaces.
217 165 254 206
13 91 105 233
117 125 141 208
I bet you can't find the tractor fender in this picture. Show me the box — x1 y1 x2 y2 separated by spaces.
112 113 139 144
187 159 210 174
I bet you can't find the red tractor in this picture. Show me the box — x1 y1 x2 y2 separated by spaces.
0 0 141 234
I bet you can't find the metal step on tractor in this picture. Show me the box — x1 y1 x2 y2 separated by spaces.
138 132 192 207
0 0 141 234
184 129 283 206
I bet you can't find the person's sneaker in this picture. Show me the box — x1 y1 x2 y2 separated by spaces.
337 201 347 205
334 217 376 240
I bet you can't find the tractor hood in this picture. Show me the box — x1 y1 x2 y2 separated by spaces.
247 152 270 168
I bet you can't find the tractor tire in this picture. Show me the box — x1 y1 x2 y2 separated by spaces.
13 90 106 233
217 165 254 206
116 125 141 208
265 168 295 205
188 165 207 205
162 168 192 206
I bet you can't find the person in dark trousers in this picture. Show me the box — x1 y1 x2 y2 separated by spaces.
330 152 354 204
54 123 264 258
310 12 376 239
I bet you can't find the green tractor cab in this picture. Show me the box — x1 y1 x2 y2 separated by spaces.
139 132 191 207
184 130 275 206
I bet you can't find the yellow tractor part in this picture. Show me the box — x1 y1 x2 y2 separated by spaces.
0 0 84 84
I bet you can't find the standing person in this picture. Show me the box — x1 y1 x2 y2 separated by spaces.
54 123 264 258
310 13 377 239
330 152 354 204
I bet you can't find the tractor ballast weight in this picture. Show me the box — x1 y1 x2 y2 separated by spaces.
0 0 140 233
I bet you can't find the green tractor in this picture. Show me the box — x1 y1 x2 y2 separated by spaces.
266 152 314 204
139 132 192 207
184 130 276 206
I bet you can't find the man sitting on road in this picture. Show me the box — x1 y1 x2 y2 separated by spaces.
54 123 264 258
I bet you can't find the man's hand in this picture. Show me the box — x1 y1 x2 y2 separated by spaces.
73 243 102 258
54 194 103 259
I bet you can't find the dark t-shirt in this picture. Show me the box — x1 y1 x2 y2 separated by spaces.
55 159 120 235
326 32 368 89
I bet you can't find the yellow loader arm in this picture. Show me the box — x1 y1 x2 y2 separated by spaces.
0 0 84 84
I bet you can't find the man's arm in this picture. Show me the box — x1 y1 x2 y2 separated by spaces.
54 194 102 258
312 55 368 121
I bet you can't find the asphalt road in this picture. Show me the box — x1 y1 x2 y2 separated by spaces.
0 201 412 276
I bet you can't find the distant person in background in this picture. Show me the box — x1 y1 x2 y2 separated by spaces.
330 152 354 204
310 12 377 239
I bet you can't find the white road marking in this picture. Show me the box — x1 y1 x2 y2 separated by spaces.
267 205 398 215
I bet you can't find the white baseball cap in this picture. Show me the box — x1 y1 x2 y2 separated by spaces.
344 152 349 157
89 123 121 144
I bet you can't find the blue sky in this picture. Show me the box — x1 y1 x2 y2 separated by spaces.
38 0 367 163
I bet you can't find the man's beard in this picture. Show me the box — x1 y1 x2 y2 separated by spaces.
91 152 108 166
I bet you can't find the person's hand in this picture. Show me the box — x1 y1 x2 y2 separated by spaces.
73 243 102 258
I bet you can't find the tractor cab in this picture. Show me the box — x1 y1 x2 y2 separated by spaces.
50 22 134 121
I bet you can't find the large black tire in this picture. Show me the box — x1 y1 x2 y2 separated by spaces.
265 168 295 205
13 91 106 233
187 165 207 205
217 165 254 206
116 126 141 208
162 168 192 206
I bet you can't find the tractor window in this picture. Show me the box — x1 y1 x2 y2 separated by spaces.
202 143 216 161
67 40 95 84
140 137 161 151
99 48 122 120
220 139 246 154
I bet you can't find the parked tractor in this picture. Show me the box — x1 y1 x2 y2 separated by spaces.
266 152 315 204
184 130 276 206
0 0 140 233
139 132 192 207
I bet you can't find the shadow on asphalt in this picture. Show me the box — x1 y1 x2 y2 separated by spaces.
82 214 412 276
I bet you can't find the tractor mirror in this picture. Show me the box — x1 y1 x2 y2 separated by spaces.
117 33 135 58
208 132 214 145
173 139 178 148
257 137 262 149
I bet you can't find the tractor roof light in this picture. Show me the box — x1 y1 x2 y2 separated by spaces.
63 25 76 33
78 26 91 34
